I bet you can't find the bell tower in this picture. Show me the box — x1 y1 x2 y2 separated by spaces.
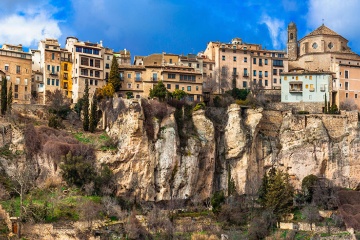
287 22 298 61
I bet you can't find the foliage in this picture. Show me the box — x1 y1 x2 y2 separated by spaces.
89 94 98 133
211 191 225 214
324 93 328 114
227 88 249 100
258 168 294 221
108 56 121 92
171 89 187 100
301 205 321 230
74 97 84 117
235 99 249 106
7 83 12 114
82 79 90 131
46 89 71 119
297 111 309 114
213 96 221 107
60 151 96 187
193 102 205 111
98 84 115 99
150 80 167 101
1 77 7 115
126 91 133 99
302 174 319 203
248 210 276 240
340 99 358 111
48 114 65 129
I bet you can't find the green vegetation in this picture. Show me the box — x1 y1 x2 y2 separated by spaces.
170 89 187 100
193 102 205 111
149 80 167 101
89 93 98 133
1 76 7 115
126 91 134 99
108 56 121 92
211 191 225 214
83 79 90 131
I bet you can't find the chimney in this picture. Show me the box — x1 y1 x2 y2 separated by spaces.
99 40 103 47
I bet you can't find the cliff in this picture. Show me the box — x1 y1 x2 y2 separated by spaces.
99 100 360 201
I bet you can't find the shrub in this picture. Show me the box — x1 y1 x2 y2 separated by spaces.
126 92 134 99
211 191 225 214
235 99 249 106
193 102 205 111
213 96 221 107
340 99 358 111
48 115 64 129
297 111 309 115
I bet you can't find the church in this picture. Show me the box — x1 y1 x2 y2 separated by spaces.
282 22 360 109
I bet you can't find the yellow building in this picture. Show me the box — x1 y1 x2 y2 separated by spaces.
60 50 73 100
0 44 32 104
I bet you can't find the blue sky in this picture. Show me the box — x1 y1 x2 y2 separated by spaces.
0 0 360 58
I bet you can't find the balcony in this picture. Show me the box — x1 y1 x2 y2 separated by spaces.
259 75 263 78
243 73 249 77
320 87 326 92
135 77 142 82
151 77 158 81
290 82 303 92
289 88 303 92
61 57 72 62
50 72 58 76
232 73 238 78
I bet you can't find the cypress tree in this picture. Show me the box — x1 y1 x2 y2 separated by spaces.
82 79 90 131
7 83 12 114
89 93 98 133
324 93 328 114
108 56 121 92
1 77 7 115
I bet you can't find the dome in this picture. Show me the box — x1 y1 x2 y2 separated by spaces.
288 22 296 28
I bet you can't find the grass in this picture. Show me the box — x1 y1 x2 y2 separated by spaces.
73 131 117 151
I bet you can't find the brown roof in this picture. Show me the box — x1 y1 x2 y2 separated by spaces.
119 65 146 70
308 24 340 37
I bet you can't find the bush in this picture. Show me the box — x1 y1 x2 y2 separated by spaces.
235 99 249 106
48 115 64 129
340 99 358 111
126 92 134 99
213 96 221 107
297 111 309 115
193 102 205 111
211 191 225 214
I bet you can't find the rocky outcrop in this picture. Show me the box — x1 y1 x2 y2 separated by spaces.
101 100 360 201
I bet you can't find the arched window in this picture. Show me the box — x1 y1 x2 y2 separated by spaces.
290 33 294 40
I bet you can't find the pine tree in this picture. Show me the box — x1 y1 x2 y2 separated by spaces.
7 83 12 114
82 79 90 131
1 77 7 115
108 56 121 92
89 93 98 133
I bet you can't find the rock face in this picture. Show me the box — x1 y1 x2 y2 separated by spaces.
101 100 360 201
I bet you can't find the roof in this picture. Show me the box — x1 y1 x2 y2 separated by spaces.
308 24 341 37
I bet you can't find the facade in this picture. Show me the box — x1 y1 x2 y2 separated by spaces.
60 49 73 99
103 48 114 82
65 37 105 103
38 39 62 104
203 38 288 93
0 44 32 104
287 23 360 107
118 65 146 99
281 70 333 103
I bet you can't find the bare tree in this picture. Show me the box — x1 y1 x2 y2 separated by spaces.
78 199 102 229
339 98 358 111
301 205 321 230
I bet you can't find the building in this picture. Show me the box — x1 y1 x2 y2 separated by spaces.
0 44 32 103
287 22 360 107
60 49 73 99
65 37 105 103
103 48 114 82
203 38 288 93
281 70 333 104
118 65 146 99
38 39 62 104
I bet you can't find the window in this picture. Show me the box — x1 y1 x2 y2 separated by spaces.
253 70 256 76
90 59 94 67
107 56 110 60
76 47 82 52
253 58 256 64
95 71 100 78
175 85 179 89
265 59 268 65
273 78 277 84
81 57 89 66
127 73 132 78
356 94 358 99
265 80 268 86
197 63 199 68
244 68 248 76
265 71 268 77
346 93 349 98
24 79 28 85
64 63 68 71
169 59 172 64
273 69 278 75
127 83 132 88
152 73 158 81
188 63 192 67
259 71 263 78
243 81 247 88
47 78 50 85
14 85 18 93
244 57 247 63
135 72 141 81
4 65 8 72
120 72 124 80
196 86 199 91
233 68 237 75
56 79 59 86
16 78 20 84
95 60 101 68
259 59 262 66
57 66 60 72
168 73 176 79
203 63 207 68
233 56 237 62
167 84 171 89
47 65 50 71
95 80 98 86
273 60 283 66
345 70 349 79
52 53 55 60
259 80 262 86
309 76 313 80
222 56 225 61
16 65 20 74
52 79 55 85
187 86 191 91
345 82 349 90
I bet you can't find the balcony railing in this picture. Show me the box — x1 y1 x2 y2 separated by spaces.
135 77 142 82
243 73 249 77
289 88 303 92
50 72 58 76
151 77 158 81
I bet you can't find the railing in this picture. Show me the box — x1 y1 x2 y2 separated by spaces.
243 73 249 77
135 77 142 82
289 88 303 92
50 72 58 76
151 77 158 81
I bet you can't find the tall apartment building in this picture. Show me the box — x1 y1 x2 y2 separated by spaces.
65 37 105 103
38 39 62 104
103 48 114 82
60 49 73 99
286 22 360 107
0 44 32 104
203 38 288 93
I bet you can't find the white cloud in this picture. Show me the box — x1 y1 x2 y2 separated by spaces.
260 15 286 49
0 4 62 47
307 0 360 51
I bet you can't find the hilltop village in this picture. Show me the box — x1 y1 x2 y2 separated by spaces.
1 22 359 111
1 23 360 240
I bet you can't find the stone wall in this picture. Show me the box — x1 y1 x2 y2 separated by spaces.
268 102 324 113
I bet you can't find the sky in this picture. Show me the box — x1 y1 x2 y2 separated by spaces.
0 0 360 59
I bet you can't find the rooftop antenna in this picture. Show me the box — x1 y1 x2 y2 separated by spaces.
322 19 324 25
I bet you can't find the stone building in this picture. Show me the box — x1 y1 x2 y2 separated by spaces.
0 44 32 104
65 37 105 103
287 22 360 108
60 49 73 99
203 38 288 93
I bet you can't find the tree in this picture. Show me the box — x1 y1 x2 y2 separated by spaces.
258 168 294 222
171 89 187 100
149 81 167 101
82 79 90 131
7 82 12 114
1 76 7 115
98 84 115 99
60 151 96 187
46 89 71 119
108 56 121 92
324 93 328 114
302 174 319 203
89 93 98 133
301 205 321 230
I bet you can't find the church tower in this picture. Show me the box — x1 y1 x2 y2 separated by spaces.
287 22 298 61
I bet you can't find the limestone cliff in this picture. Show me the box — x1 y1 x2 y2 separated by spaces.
100 100 360 201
